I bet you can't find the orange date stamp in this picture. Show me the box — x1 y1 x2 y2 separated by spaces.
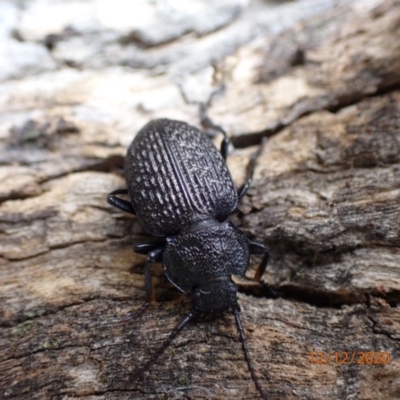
309 351 391 365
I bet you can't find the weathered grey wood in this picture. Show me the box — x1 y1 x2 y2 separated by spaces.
1 1 400 399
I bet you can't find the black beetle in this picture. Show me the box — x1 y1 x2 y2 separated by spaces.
108 112 269 399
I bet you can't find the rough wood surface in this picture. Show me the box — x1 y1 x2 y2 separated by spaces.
1 1 400 399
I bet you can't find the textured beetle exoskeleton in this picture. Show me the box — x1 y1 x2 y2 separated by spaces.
125 119 237 235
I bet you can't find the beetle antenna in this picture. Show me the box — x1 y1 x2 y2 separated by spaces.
136 309 198 378
234 307 268 400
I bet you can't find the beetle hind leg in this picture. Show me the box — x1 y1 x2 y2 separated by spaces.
200 102 230 160
238 137 267 202
179 83 230 159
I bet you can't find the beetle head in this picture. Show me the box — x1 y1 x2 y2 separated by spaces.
192 276 238 312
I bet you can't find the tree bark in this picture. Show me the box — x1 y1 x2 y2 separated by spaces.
1 1 399 399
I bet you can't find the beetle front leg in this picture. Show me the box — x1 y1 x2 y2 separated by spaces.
122 246 163 322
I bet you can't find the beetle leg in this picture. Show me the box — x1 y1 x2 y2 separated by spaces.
199 102 230 160
143 248 162 305
249 241 267 254
134 242 164 257
135 309 198 379
233 307 268 399
122 247 163 322
237 137 267 202
237 182 250 202
107 189 136 215
249 241 269 282
130 242 164 271
249 242 277 298
179 83 230 159
254 252 269 282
